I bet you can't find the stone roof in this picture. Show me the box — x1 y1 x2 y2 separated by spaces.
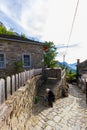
0 34 44 45
80 60 87 65
79 59 87 74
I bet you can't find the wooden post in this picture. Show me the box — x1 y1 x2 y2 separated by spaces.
76 59 80 86
86 79 87 104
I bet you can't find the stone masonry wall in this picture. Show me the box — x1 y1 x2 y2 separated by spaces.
53 71 68 99
0 75 42 130
43 68 61 80
0 39 44 77
42 68 68 99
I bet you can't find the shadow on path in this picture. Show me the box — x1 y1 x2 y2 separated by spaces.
33 78 60 116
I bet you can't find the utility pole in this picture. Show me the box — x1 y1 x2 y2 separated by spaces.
76 59 80 86
63 54 65 68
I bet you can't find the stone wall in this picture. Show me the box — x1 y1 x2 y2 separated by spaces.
53 70 68 99
0 69 67 130
43 68 62 80
0 75 42 130
37 69 68 102
78 74 86 93
42 68 68 99
0 38 44 77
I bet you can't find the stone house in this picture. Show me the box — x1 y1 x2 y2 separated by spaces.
78 60 87 75
77 59 87 92
0 34 44 77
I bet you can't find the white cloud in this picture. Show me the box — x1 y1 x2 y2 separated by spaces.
0 0 87 63
0 0 49 37
19 0 49 37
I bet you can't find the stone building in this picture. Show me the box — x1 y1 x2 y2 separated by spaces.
77 59 87 92
78 60 87 75
0 34 44 77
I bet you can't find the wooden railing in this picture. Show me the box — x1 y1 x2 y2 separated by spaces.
0 68 42 105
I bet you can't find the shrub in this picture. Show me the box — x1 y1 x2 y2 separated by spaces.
14 60 24 73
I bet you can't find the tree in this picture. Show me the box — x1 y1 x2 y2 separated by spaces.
0 22 28 38
8 28 15 35
0 23 7 34
0 22 15 35
44 41 58 68
66 69 76 83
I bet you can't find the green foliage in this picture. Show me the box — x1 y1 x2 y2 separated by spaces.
0 23 7 34
34 96 40 104
66 70 76 82
0 23 15 35
7 28 15 35
44 41 58 68
0 22 26 37
21 33 27 38
14 60 24 72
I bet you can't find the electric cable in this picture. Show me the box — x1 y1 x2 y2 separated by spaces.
65 0 80 56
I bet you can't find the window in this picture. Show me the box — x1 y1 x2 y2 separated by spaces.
22 54 31 67
0 53 6 68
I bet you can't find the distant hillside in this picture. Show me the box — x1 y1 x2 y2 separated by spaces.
69 63 77 71
58 61 77 72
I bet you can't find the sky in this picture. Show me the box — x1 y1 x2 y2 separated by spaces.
0 0 87 64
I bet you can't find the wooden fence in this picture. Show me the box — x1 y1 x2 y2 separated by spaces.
0 68 42 105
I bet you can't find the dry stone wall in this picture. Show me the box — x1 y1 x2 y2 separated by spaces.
53 71 68 99
43 68 62 80
0 75 42 130
0 69 67 130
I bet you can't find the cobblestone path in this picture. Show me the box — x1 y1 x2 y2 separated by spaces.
26 83 87 130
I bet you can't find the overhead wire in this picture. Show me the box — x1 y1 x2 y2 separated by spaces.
65 0 80 56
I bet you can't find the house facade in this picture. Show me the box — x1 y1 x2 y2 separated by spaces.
0 34 44 77
78 60 87 75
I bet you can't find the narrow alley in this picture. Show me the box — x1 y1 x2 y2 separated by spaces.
25 82 87 130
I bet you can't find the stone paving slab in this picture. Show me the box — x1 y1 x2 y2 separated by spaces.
25 84 87 130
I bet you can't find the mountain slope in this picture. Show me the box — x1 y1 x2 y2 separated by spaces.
58 61 76 72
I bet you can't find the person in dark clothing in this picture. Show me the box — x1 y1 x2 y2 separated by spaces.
46 88 55 107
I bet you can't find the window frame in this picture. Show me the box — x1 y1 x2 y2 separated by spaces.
22 53 31 68
0 53 6 69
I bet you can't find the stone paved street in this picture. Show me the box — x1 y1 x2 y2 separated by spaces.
26 84 87 130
